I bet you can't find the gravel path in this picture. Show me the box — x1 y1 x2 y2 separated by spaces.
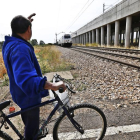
58 46 140 109
57 46 140 139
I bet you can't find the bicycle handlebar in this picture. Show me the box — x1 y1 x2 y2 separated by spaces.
66 85 76 94
54 74 76 94
58 86 76 94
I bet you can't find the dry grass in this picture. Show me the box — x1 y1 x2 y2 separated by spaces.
34 45 74 74
0 45 73 83
74 43 139 50
0 52 7 78
85 43 99 47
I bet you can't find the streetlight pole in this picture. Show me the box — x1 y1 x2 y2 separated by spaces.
55 33 57 44
55 32 64 44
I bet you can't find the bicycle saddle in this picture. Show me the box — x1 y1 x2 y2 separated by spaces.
0 100 11 111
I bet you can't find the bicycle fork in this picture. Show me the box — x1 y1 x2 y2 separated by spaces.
53 92 84 134
62 106 84 134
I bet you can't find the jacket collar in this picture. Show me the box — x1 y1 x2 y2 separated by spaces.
5 35 34 51
12 33 27 43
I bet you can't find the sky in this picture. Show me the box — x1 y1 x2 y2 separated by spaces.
0 0 122 44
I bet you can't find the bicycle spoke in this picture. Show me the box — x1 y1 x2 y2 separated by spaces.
53 104 107 140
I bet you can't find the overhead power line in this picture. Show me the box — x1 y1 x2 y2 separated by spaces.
70 0 89 26
65 0 95 32
55 0 61 33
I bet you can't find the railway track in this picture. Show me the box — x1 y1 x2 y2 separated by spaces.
71 46 140 69
76 46 140 54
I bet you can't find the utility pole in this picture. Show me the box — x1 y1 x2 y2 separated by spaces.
103 3 105 13
103 3 113 13
55 32 64 44
55 33 57 44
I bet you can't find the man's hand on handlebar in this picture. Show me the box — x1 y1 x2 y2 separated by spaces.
44 81 66 92
51 81 66 91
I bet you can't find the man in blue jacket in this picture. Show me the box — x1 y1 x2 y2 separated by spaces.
2 13 66 140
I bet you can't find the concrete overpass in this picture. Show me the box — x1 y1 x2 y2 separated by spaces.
72 0 140 48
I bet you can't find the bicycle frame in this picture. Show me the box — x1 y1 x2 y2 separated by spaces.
0 97 57 139
0 90 83 139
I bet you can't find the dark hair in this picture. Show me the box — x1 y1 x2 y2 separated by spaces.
11 15 32 34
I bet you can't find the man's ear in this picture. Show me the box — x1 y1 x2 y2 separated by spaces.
27 25 31 33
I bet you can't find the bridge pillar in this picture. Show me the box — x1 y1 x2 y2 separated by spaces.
131 28 134 45
87 33 89 43
115 20 120 46
107 24 111 46
125 16 132 47
136 31 138 44
85 33 88 44
89 32 91 44
96 28 99 44
92 30 95 43
83 34 84 44
83 34 85 44
84 33 86 45
139 35 140 49
139 28 140 49
82 34 83 44
101 26 104 46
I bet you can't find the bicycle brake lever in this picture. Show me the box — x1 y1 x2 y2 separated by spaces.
66 85 76 94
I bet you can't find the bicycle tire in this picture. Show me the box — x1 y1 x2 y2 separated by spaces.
53 104 107 140
0 130 13 140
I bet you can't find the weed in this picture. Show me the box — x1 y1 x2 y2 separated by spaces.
77 83 87 91
35 45 74 74
72 73 79 79
0 75 9 87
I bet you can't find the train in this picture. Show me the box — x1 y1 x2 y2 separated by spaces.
58 34 72 47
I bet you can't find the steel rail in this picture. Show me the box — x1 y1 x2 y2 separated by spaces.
73 46 140 60
70 48 140 69
73 46 140 54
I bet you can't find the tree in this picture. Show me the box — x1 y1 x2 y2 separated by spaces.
0 41 4 49
31 39 38 46
39 40 45 45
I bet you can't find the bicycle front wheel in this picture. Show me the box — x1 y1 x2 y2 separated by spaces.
53 104 107 140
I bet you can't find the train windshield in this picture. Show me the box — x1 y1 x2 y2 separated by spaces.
64 35 71 39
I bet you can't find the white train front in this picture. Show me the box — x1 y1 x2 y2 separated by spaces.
58 34 72 47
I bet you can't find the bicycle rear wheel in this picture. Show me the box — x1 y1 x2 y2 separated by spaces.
0 131 13 140
53 104 107 140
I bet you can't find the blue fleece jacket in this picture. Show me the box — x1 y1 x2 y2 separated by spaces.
2 36 48 109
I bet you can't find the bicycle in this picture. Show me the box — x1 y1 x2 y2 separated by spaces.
0 74 107 140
